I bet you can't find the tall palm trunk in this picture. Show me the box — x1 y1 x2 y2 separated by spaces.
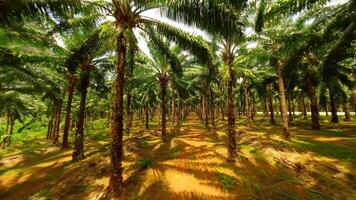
267 83 275 124
264 96 269 117
329 88 339 123
177 94 182 125
210 86 215 127
126 93 132 133
244 80 251 126
221 88 225 121
53 101 62 144
145 106 149 129
343 102 351 121
2 112 11 148
352 90 356 115
306 70 320 129
287 93 293 122
227 60 236 162
62 74 76 148
159 74 168 142
276 60 290 139
204 96 209 126
109 32 126 193
171 84 175 126
72 68 90 161
301 92 307 119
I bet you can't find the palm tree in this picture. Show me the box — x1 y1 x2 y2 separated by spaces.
220 37 239 162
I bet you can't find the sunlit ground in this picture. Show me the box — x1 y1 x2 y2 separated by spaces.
0 113 355 200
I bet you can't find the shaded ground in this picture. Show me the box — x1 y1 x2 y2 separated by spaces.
0 114 355 200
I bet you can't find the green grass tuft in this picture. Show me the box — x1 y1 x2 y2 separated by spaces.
217 172 235 192
135 157 153 169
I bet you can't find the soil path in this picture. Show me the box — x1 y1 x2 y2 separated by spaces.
1 114 355 200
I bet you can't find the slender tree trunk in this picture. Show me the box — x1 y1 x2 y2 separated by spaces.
7 117 14 145
227 61 236 162
109 32 126 193
160 74 168 143
204 96 209 127
221 86 225 121
306 70 320 129
171 84 175 126
264 96 269 117
325 105 329 116
301 92 307 119
145 106 149 129
177 94 182 125
62 74 76 148
329 88 339 123
267 83 275 125
276 60 290 139
53 101 62 144
244 80 251 126
352 90 356 116
343 102 351 121
292 98 296 118
2 112 10 148
210 86 215 127
5 111 10 135
288 93 293 122
72 67 90 161
126 93 132 133
47 118 53 139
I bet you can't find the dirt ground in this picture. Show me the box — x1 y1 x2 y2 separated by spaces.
0 114 355 200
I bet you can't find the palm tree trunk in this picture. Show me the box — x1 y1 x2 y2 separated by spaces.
47 118 53 139
264 96 269 117
210 86 215 127
267 83 275 124
109 32 126 193
177 94 182 125
306 70 320 129
227 61 236 162
171 85 175 126
352 90 356 116
244 80 251 126
8 117 14 144
325 105 329 116
126 92 132 133
72 69 90 161
160 74 168 143
329 88 339 123
288 93 293 122
220 85 225 121
343 102 351 121
301 92 307 119
276 60 290 139
53 101 62 144
62 74 75 148
204 96 209 127
2 112 10 148
145 106 149 129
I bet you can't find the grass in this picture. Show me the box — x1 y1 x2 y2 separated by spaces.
167 145 182 159
292 137 356 161
217 172 235 192
305 188 335 200
135 157 153 170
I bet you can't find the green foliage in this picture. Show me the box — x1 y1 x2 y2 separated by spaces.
167 145 182 159
135 157 153 170
305 188 335 200
217 172 235 192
